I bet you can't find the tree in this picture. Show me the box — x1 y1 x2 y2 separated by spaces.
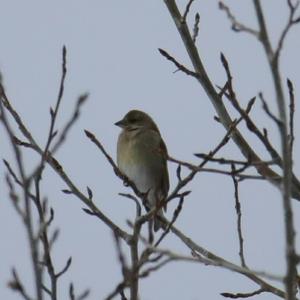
1 1 300 299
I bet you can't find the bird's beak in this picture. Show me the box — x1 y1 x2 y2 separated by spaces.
114 119 126 128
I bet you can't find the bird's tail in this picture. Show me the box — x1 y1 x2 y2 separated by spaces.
154 210 166 232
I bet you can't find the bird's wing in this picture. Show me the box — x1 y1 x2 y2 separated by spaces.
159 138 169 211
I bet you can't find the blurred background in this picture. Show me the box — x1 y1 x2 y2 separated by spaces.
0 1 299 299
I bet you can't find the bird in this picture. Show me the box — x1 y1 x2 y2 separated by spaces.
115 110 169 231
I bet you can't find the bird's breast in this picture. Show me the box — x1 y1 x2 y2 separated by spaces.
117 134 157 193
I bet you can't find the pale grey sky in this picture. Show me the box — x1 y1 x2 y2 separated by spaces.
1 1 300 299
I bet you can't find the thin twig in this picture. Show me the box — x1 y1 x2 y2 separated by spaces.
69 283 75 300
113 233 129 279
139 258 173 278
155 195 185 247
30 46 67 182
221 288 265 298
34 177 58 300
51 93 88 153
104 282 127 300
182 0 195 21
77 289 90 300
5 174 25 219
119 193 142 217
158 48 200 78
219 2 259 37
192 13 200 42
259 92 282 127
195 155 277 167
7 269 33 300
274 0 300 61
287 78 295 161
55 257 72 279
168 157 266 180
231 164 246 267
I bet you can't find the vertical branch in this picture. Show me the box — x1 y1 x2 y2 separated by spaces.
253 1 297 298
129 208 141 300
0 87 43 300
128 208 165 300
34 180 57 300
32 46 67 182
287 79 295 161
1 47 71 300
129 236 139 300
128 211 158 300
231 164 246 268
252 0 274 59
29 46 67 299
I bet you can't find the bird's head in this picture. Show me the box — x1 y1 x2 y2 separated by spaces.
115 110 159 132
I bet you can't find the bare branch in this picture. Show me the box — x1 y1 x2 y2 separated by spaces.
0 83 37 146
69 283 75 300
166 118 239 204
30 46 67 183
158 48 199 78
104 282 127 300
275 0 300 61
0 83 43 300
139 258 173 278
195 155 276 167
119 193 142 217
231 164 246 267
51 93 88 153
221 288 265 299
219 54 300 202
253 1 298 297
192 13 200 42
219 2 259 37
182 0 195 22
253 0 274 59
33 177 58 300
5 174 25 219
55 257 72 278
259 92 282 127
7 269 33 300
113 233 129 279
169 224 286 298
155 195 185 247
168 156 266 181
86 186 93 200
162 0 300 200
287 78 295 160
